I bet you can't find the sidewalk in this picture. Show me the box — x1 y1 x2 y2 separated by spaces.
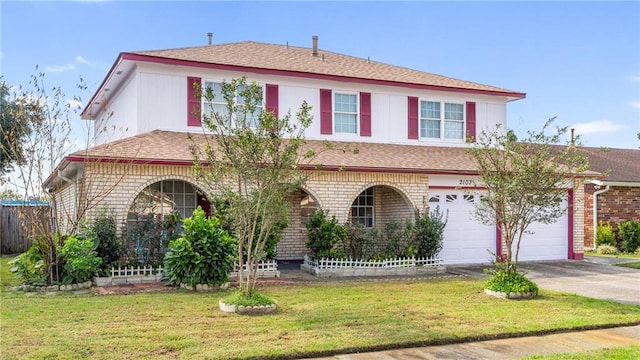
304 325 640 359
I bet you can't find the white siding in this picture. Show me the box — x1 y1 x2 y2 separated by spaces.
94 72 138 146
105 62 510 148
137 72 186 134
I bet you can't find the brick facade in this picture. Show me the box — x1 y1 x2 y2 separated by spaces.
58 162 586 261
65 163 428 260
572 178 586 257
583 184 595 249
596 186 640 240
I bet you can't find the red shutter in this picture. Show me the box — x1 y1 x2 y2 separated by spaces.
407 96 419 139
320 89 332 135
466 102 476 142
266 84 279 118
360 92 371 137
187 77 202 126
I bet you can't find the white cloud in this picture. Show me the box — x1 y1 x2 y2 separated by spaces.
630 75 640 82
628 101 640 109
44 64 76 73
571 119 625 135
66 99 83 110
75 56 91 65
0 51 4 60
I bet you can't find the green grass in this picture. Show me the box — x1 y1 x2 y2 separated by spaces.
521 345 640 359
585 252 640 259
2 256 640 359
616 262 640 269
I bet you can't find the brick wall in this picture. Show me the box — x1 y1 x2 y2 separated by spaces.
278 171 427 259
583 184 595 249
61 162 589 261
572 178 585 257
69 163 429 260
597 186 640 240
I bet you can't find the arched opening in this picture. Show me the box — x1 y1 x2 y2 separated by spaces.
277 188 319 260
125 179 209 264
350 185 413 230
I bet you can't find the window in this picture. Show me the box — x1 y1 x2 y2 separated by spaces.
203 81 263 128
130 180 199 221
420 100 465 140
351 188 374 228
334 92 358 133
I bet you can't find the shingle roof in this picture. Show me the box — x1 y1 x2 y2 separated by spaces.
68 130 480 174
570 146 640 183
131 41 524 97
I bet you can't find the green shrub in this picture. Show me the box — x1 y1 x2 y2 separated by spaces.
596 244 619 255
163 207 236 288
381 220 413 258
596 221 616 247
88 211 122 275
58 235 103 284
222 290 276 306
409 207 447 258
618 220 640 254
8 246 46 286
343 223 380 259
485 268 539 296
305 209 346 259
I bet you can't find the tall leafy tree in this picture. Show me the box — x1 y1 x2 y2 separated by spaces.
467 118 589 272
0 79 41 178
190 77 315 296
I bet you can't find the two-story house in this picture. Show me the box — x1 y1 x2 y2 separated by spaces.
45 37 587 264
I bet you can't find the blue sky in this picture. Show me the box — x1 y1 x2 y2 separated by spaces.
2 1 639 149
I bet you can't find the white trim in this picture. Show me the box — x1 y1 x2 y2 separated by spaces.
587 179 640 188
591 184 611 250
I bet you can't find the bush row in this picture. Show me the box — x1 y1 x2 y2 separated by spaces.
596 220 640 254
305 207 448 260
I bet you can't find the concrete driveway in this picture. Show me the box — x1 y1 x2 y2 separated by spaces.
449 256 640 305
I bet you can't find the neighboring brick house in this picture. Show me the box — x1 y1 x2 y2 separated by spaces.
44 37 588 264
578 147 640 249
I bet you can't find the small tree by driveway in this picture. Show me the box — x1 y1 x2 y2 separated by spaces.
467 119 589 272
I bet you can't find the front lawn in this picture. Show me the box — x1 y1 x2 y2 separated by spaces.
2 256 640 359
616 262 640 270
585 252 640 259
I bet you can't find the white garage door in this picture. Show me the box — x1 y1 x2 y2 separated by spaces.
428 190 495 265
516 198 569 261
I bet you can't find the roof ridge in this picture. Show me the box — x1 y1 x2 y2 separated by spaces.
129 40 521 95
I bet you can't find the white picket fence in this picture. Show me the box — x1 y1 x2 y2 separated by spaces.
302 255 445 277
233 260 278 272
94 265 164 286
231 260 280 278
304 255 442 269
110 265 163 277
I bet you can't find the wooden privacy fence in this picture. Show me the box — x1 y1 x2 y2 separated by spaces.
0 201 50 255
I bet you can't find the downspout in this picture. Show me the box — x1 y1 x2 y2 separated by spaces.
592 184 611 250
57 170 77 232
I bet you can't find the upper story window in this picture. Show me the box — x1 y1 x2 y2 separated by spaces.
420 100 465 140
334 92 358 134
203 81 263 128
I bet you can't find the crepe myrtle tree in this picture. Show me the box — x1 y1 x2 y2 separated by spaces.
467 118 589 272
189 77 316 297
